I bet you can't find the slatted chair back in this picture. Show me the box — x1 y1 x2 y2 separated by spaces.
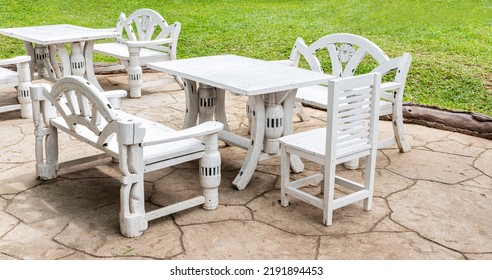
326 73 381 163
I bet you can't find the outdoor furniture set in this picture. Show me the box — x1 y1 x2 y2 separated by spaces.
0 8 412 237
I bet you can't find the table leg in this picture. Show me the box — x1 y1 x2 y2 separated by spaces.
282 89 304 173
23 42 36 79
55 44 72 77
83 41 103 91
34 45 50 78
198 83 217 124
264 93 284 154
183 78 199 129
48 45 62 78
214 88 230 132
232 94 265 190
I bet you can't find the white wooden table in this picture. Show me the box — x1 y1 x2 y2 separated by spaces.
149 55 332 190
0 24 118 90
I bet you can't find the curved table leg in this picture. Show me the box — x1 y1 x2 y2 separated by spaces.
232 95 265 190
55 44 72 77
214 88 230 132
23 42 36 79
83 41 103 90
183 78 199 129
282 89 304 173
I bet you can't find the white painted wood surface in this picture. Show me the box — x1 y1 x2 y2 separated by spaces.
93 8 182 98
0 24 118 90
0 55 32 118
287 33 412 163
280 73 381 226
149 55 332 190
30 75 223 237
149 55 331 95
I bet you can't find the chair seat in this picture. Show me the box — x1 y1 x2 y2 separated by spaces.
93 42 170 63
296 84 393 114
51 111 205 166
280 127 372 162
0 67 20 87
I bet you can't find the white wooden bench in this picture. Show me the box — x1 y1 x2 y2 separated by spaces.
30 76 223 237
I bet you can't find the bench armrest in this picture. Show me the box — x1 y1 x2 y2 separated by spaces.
142 121 224 146
126 38 174 48
270 59 295 66
0 55 31 66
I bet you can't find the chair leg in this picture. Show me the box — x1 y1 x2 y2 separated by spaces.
392 105 411 153
322 163 336 226
199 133 221 210
280 147 290 207
363 153 377 211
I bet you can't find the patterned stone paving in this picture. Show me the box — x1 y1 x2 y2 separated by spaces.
0 73 490 260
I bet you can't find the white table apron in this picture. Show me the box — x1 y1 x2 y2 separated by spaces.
0 24 118 90
148 55 332 190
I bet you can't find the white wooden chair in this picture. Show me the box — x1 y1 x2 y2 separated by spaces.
93 8 182 98
30 76 223 237
0 55 32 118
287 34 412 164
280 73 381 226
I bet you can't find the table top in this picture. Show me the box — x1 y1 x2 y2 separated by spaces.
0 24 118 45
148 55 333 95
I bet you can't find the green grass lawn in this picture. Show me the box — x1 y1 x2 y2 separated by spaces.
1 0 491 115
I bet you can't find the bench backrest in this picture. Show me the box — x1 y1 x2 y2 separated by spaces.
37 76 120 148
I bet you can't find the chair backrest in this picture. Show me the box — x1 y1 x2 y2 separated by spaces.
115 8 181 54
325 73 381 162
39 76 119 147
289 33 390 78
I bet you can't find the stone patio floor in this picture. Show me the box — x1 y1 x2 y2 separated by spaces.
0 73 491 260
